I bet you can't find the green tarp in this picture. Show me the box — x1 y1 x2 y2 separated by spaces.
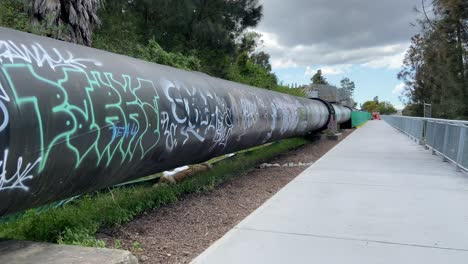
352 111 371 127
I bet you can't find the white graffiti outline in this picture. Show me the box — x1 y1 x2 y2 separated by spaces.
272 95 301 135
161 111 178 151
240 98 259 130
0 82 9 132
261 105 277 143
0 149 42 191
0 100 8 132
0 82 10 102
0 40 102 70
161 80 233 152
209 105 233 152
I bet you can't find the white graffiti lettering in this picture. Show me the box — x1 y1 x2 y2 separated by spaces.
209 105 233 151
161 80 233 152
0 100 8 132
0 82 10 102
240 98 259 130
0 82 9 132
0 40 102 70
0 149 42 191
272 96 301 135
261 105 277 143
161 111 178 151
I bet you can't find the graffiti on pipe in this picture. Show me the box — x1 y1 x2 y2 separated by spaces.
161 80 233 152
272 96 302 135
0 149 42 191
0 40 102 70
0 94 8 132
1 64 160 173
0 37 161 192
240 98 259 130
0 27 336 216
0 55 308 194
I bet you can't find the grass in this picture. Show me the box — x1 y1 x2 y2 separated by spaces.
0 137 310 247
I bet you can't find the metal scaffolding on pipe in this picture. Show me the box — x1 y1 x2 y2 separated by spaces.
0 27 349 216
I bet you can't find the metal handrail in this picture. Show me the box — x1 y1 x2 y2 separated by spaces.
387 115 468 126
382 115 468 172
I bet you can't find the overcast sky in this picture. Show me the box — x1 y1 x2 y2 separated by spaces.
255 0 421 108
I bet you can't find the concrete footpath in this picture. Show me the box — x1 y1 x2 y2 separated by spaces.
0 240 138 264
191 121 468 263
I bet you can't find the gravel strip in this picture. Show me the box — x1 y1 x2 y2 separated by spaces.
97 130 352 264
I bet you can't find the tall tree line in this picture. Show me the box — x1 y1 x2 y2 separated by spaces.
93 0 263 77
398 0 468 119
0 0 289 93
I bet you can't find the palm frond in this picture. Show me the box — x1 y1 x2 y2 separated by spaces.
32 0 104 46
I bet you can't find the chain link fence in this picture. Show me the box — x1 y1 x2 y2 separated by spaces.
382 115 468 172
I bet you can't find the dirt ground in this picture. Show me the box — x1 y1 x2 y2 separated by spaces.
97 130 352 264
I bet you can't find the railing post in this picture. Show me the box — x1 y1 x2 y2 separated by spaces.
424 120 434 149
420 119 426 146
456 126 466 172
442 124 450 162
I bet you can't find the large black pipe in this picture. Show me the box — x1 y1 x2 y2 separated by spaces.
0 27 342 216
332 104 352 124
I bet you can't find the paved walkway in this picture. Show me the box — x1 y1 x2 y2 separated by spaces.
191 121 468 263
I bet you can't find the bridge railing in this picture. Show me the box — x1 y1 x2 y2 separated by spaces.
382 115 468 172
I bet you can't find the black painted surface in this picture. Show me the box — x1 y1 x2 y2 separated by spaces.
0 27 342 216
333 104 352 124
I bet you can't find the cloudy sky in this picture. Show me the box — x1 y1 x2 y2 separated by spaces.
255 0 421 109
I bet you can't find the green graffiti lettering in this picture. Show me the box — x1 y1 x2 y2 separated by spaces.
1 64 160 171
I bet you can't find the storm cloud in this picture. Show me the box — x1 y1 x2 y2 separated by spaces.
256 0 421 68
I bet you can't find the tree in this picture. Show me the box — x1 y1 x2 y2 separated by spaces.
402 104 422 116
227 52 278 89
250 51 272 71
4 0 301 99
398 0 467 119
311 70 329 85
238 31 261 54
136 38 201 71
362 100 397 114
30 0 103 46
340 77 355 97
362 101 379 113
378 102 397 115
0 0 32 32
113 0 264 77
236 32 272 71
